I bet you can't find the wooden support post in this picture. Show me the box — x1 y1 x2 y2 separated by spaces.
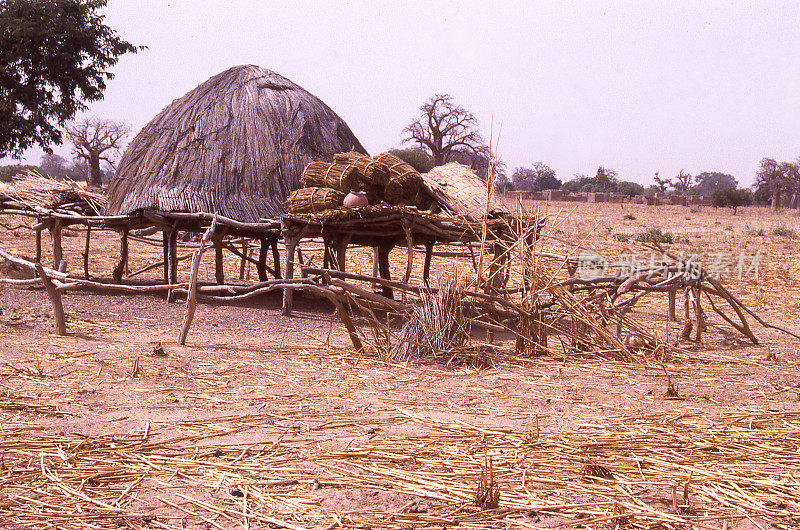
179 217 216 345
271 238 281 279
402 223 414 284
257 238 268 281
423 242 433 282
322 238 331 269
162 230 170 284
239 239 248 280
164 227 178 301
334 234 351 272
213 231 225 285
377 241 395 299
34 225 42 264
35 263 66 336
668 289 677 321
82 225 91 279
282 235 299 316
49 219 63 270
112 228 128 283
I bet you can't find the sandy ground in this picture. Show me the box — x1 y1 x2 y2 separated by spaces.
1 202 800 529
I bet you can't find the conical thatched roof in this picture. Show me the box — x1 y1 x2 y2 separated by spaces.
106 65 366 222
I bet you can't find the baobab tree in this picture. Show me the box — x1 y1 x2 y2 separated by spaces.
403 94 489 167
65 117 129 187
755 158 787 210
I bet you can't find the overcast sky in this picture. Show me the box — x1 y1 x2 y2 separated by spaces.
8 1 800 187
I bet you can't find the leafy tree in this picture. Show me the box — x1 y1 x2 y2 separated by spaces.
494 172 513 193
616 181 644 196
403 94 489 166
39 153 69 179
711 188 752 214
65 117 129 187
0 163 37 182
512 162 561 192
563 167 619 193
389 147 433 173
0 0 140 157
690 172 737 196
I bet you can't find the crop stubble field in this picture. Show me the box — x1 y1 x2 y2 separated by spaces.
1 201 800 529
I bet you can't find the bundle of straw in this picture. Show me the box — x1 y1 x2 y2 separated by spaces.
285 187 344 214
334 151 390 186
300 161 359 192
375 152 421 181
384 172 424 205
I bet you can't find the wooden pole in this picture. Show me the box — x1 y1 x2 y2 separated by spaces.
377 241 395 299
179 216 217 345
334 234 351 272
668 289 677 321
238 239 249 280
423 242 433 282
49 219 63 270
35 263 66 336
112 228 128 283
34 225 42 264
162 230 170 284
257 238 268 281
402 224 414 284
271 238 281 279
213 231 225 285
282 235 299 316
82 225 91 279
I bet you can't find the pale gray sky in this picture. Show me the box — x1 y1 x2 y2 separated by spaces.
8 0 800 187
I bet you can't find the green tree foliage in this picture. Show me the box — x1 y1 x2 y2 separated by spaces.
0 0 140 156
710 188 752 214
690 172 737 196
0 163 37 182
389 147 433 173
616 181 645 196
511 162 561 192
39 153 69 178
562 166 619 193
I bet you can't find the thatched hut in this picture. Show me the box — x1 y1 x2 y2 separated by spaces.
106 64 366 222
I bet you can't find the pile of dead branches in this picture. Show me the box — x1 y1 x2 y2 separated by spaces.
0 170 105 214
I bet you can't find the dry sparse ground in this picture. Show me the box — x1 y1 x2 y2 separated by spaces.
1 202 800 529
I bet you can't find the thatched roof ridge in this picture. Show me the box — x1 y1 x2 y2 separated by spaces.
106 65 366 222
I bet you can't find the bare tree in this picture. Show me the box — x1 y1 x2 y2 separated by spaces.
672 170 693 194
653 172 671 193
403 94 488 167
65 118 129 187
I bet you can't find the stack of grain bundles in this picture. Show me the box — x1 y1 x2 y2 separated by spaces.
286 152 426 214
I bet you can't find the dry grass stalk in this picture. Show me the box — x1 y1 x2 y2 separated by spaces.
474 455 500 510
385 276 470 363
